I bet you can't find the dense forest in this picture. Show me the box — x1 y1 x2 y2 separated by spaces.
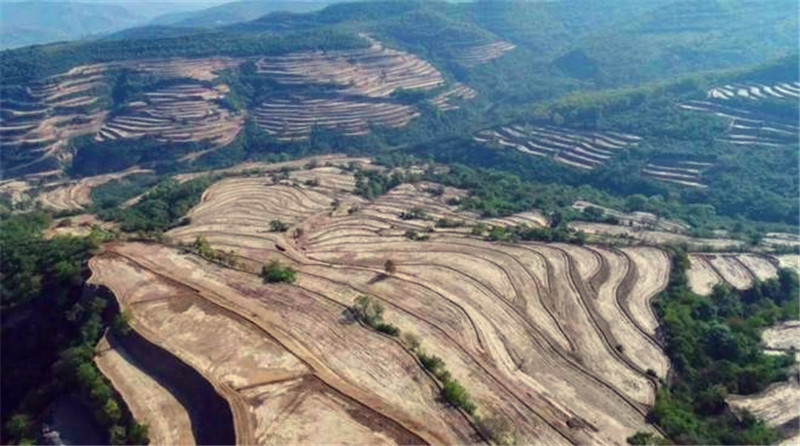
0 213 146 444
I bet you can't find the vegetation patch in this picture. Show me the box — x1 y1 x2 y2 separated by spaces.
351 295 400 336
629 248 799 445
261 260 297 284
98 176 213 234
0 213 147 445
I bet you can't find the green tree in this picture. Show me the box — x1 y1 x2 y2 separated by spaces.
261 261 297 283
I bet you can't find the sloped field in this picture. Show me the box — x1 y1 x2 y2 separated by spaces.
569 221 744 250
641 159 712 188
474 125 640 170
572 201 689 232
687 253 779 295
90 242 473 445
680 82 800 148
35 167 153 211
97 84 242 147
101 164 675 445
728 319 800 445
254 97 418 141
255 36 443 98
95 334 195 446
250 36 443 140
762 321 800 353
728 377 800 445
452 41 516 67
1 58 242 176
0 70 109 176
430 83 478 112
708 82 800 101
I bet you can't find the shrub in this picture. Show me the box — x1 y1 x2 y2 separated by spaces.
443 379 476 414
435 218 464 228
112 310 132 336
403 333 421 351
399 207 430 220
405 230 429 241
351 295 400 335
477 415 517 446
375 322 400 336
261 261 297 283
627 431 668 445
270 220 290 232
418 352 445 375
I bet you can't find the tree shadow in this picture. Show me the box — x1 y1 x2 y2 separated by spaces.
367 272 389 285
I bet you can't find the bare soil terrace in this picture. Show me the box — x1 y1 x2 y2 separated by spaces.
86 162 681 445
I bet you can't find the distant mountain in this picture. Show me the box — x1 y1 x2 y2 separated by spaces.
150 0 334 28
1 1 143 49
0 0 219 49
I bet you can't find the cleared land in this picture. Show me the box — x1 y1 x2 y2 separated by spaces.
95 334 195 446
106 163 674 445
430 84 478 112
687 253 779 295
1 58 241 176
36 168 153 211
680 81 800 148
453 41 516 67
474 125 640 170
255 36 443 98
641 159 712 188
96 84 242 148
254 98 418 141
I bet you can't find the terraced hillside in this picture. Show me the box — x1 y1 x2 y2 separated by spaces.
97 83 242 148
87 161 679 445
679 81 800 148
255 36 443 98
452 41 516 67
641 159 713 188
708 82 800 101
686 253 780 295
250 35 445 140
474 125 641 170
254 98 418 141
0 58 242 176
0 69 109 176
430 83 478 112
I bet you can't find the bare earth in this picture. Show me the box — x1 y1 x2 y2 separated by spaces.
87 163 679 445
